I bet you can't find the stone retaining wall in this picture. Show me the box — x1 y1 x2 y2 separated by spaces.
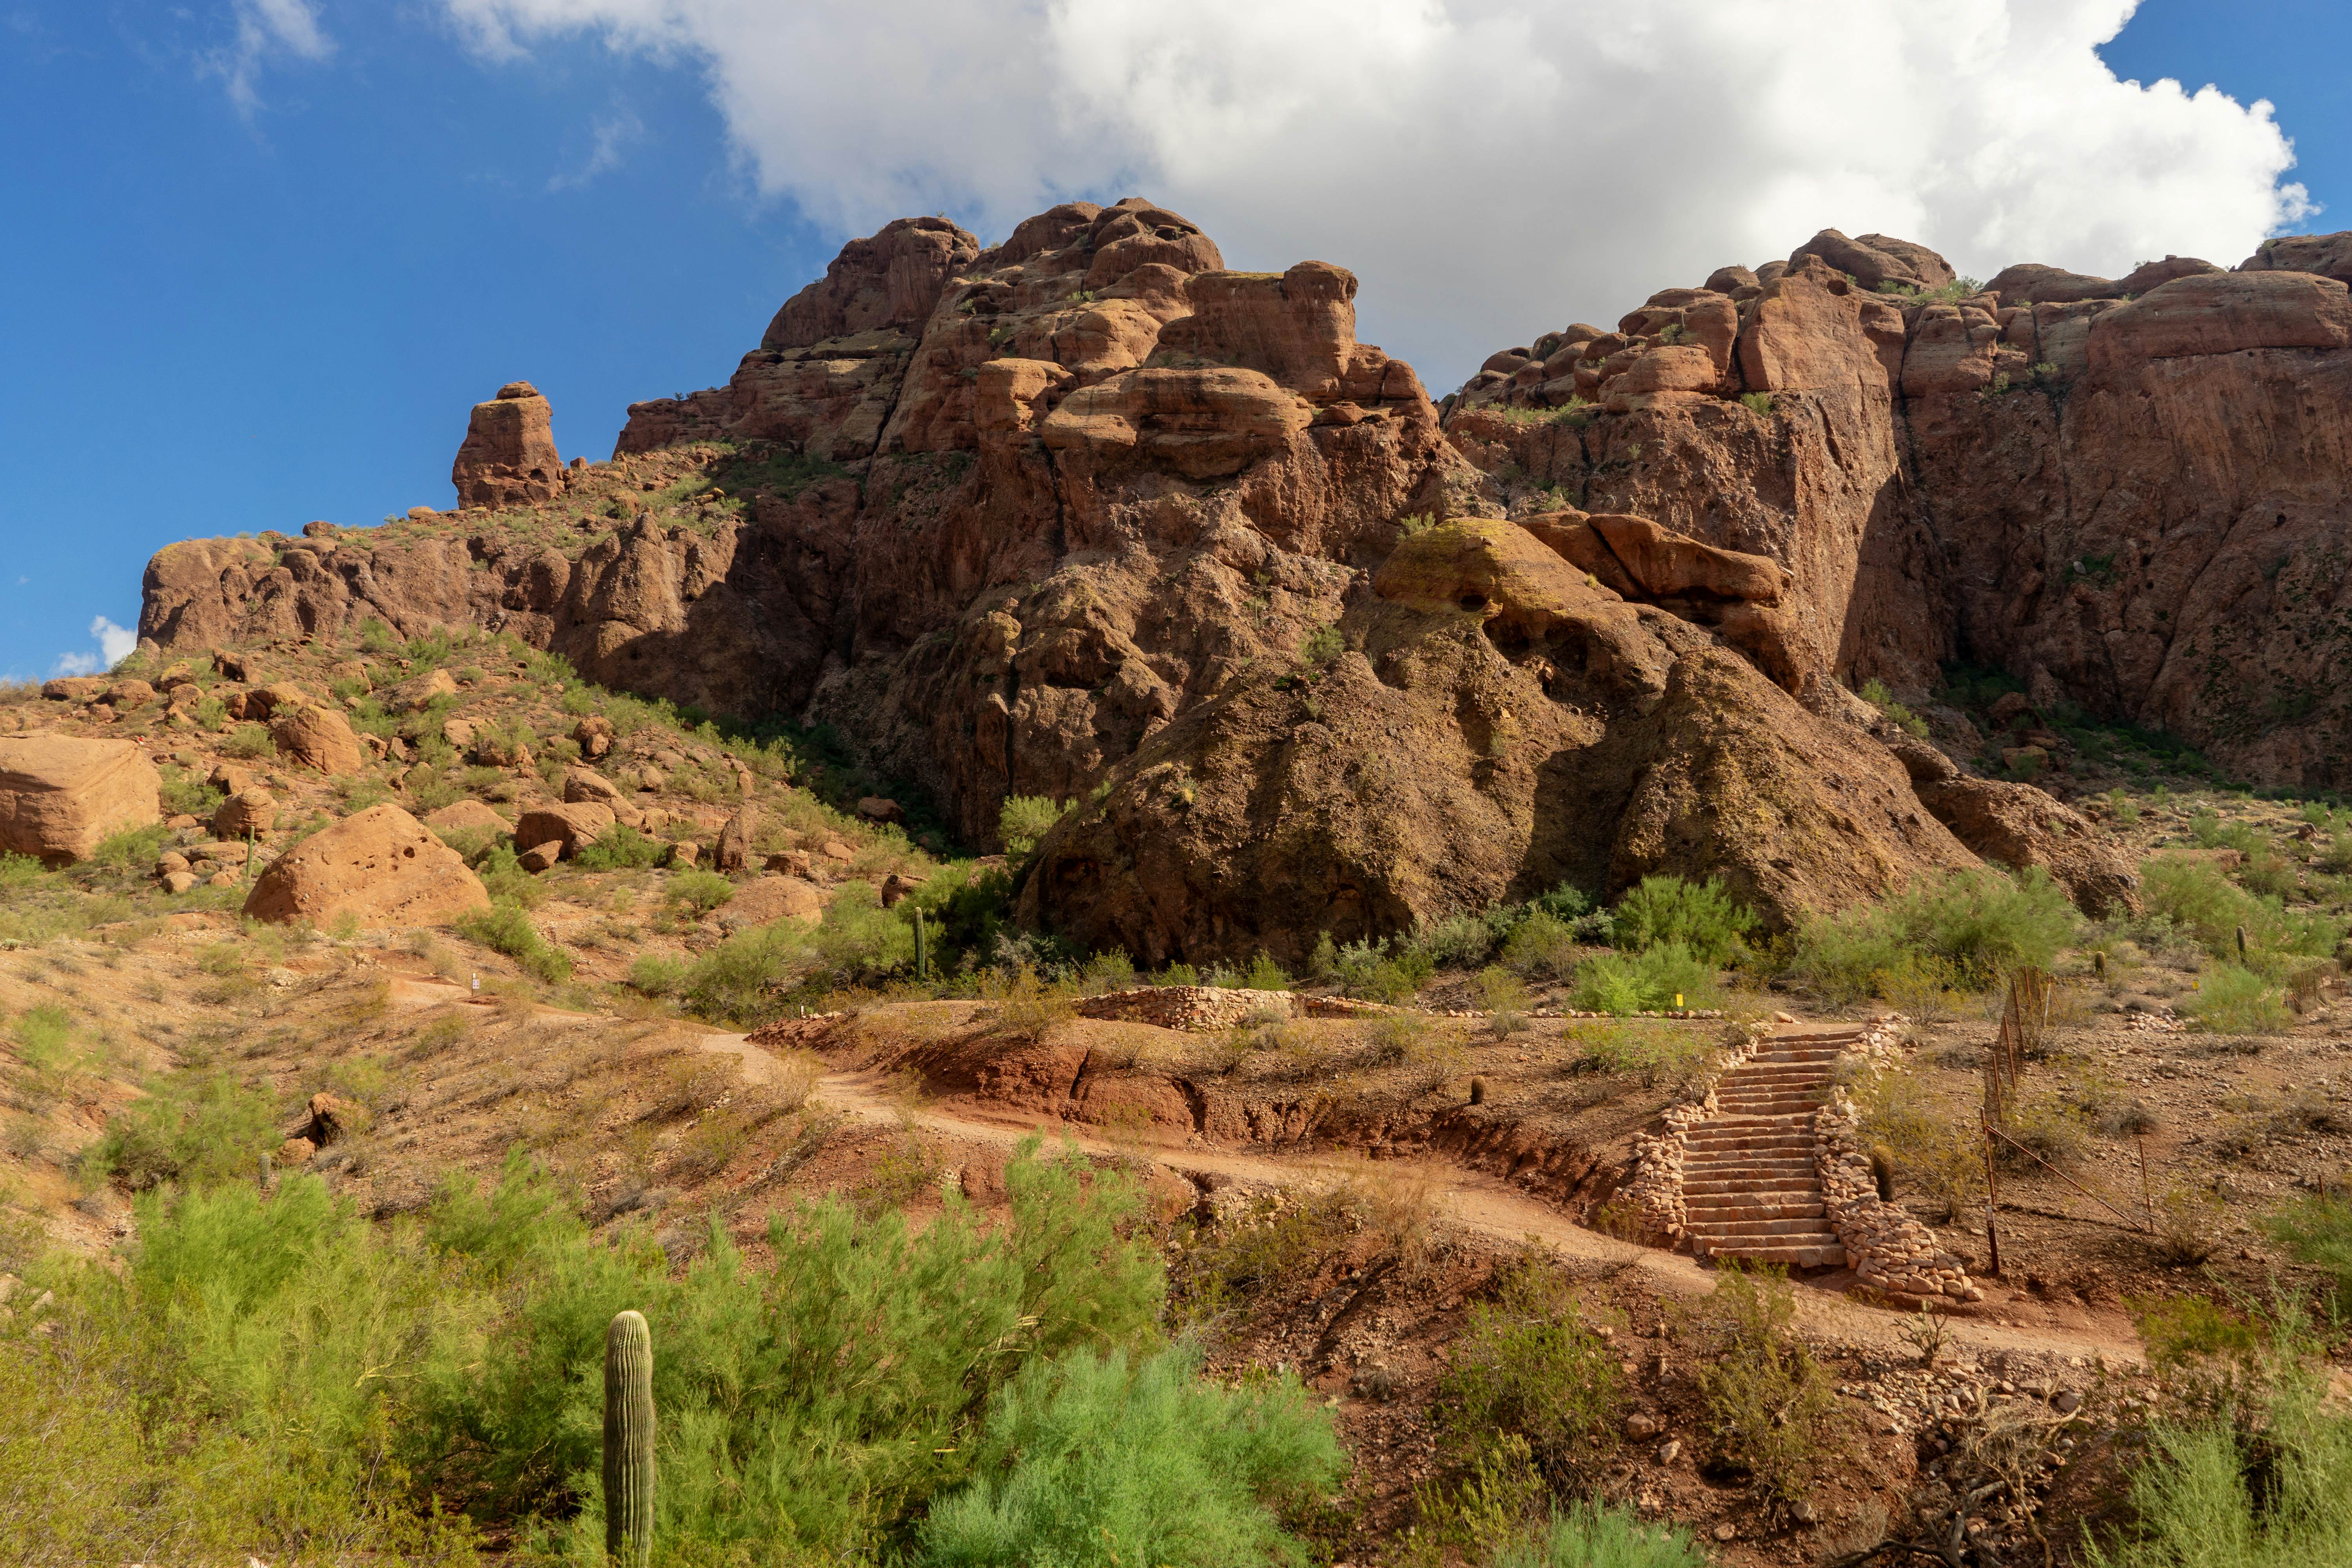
1811 1017 1983 1303
1623 1021 1769 1244
1075 986 1297 1030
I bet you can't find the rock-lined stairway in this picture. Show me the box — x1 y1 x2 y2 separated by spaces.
1680 1031 1862 1269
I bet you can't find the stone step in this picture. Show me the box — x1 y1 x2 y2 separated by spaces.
1700 1241 1848 1269
1683 1137 1814 1156
1683 1176 1822 1196
1683 1161 1818 1180
1688 1218 1842 1241
1683 1198 1828 1221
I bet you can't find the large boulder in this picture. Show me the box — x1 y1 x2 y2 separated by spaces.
0 736 160 863
451 381 561 510
270 704 368 775
514 801 615 859
2239 230 2352 287
1912 777 2140 916
2087 272 2352 370
421 799 510 835
1786 229 1955 293
243 804 490 927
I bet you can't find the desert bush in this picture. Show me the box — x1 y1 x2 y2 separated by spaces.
1569 1020 1713 1091
1853 1070 1983 1221
573 823 664 871
1686 1264 1837 1506
1568 941 1715 1014
2260 1192 2352 1296
1999 1094 2089 1171
1078 947 1135 994
223 721 275 759
1243 951 1291 991
1791 866 2077 999
1335 937 1436 1003
159 768 226 819
668 869 736 913
998 795 1065 859
1608 875 1757 965
1487 1503 1707 1568
1499 909 1577 978
471 842 546 908
1412 911 1501 970
455 899 573 984
1437 1250 1620 1482
2181 964 2292 1035
913 1343 1343 1568
81 1070 280 1192
2150 1185 2227 1266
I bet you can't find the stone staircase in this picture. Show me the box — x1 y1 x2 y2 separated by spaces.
1679 1031 1859 1270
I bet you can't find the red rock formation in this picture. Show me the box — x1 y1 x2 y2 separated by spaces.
452 381 561 509
1448 227 2352 791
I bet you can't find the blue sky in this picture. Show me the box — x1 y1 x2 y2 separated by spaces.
2 0 2343 681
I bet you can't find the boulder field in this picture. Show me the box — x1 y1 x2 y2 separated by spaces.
130 201 2352 959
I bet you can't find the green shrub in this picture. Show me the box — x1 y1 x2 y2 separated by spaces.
573 824 664 871
1490 1504 1707 1568
1499 909 1577 978
1410 911 1499 970
2183 965 2292 1035
1568 942 1715 1014
1159 963 1200 987
81 1070 281 1192
1242 952 1290 991
160 769 227 819
914 1344 1344 1568
92 823 169 869
1079 948 1136 994
223 722 275 759
1687 1265 1837 1506
999 795 1065 860
471 842 545 908
1790 866 2077 999
2086 1379 2352 1567
1334 938 1435 1003
1570 1021 1713 1089
2261 1193 2352 1297
625 953 693 998
668 869 736 912
1437 1252 1619 1481
1608 875 1757 964
0 851 43 891
455 899 573 984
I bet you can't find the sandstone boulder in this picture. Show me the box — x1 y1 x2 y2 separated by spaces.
2087 272 2352 371
563 768 628 808
514 802 614 859
0 736 160 863
1787 229 1955 293
211 788 276 839
452 381 561 510
2240 229 2352 286
1913 777 2139 916
572 715 614 759
42 677 104 702
1040 367 1313 479
715 804 758 872
518 842 561 873
422 799 510 835
719 874 826 929
381 667 457 712
242 804 490 927
271 704 368 775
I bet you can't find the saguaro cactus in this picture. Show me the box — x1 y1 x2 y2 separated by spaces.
604 1309 656 1567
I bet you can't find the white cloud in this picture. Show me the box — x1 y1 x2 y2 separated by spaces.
53 616 139 679
548 103 646 191
203 0 334 117
439 0 2315 391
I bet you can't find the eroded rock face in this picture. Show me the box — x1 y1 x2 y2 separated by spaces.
1911 776 2140 917
0 736 160 864
453 381 561 510
243 804 489 927
1448 227 2352 791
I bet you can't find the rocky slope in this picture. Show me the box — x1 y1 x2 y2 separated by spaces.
1447 226 2352 792
153 201 2352 960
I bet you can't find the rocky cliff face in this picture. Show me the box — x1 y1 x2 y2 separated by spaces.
1446 226 2352 792
151 201 2302 959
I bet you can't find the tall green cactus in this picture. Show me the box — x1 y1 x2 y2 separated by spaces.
603 1309 656 1567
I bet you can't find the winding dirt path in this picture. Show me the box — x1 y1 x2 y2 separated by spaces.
693 1027 2148 1370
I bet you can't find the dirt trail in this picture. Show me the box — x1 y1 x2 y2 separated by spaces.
694 1027 2148 1370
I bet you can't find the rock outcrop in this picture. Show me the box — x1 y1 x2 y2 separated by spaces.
242 804 490 926
0 736 161 864
1448 227 2352 792
136 200 2352 956
452 381 561 510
